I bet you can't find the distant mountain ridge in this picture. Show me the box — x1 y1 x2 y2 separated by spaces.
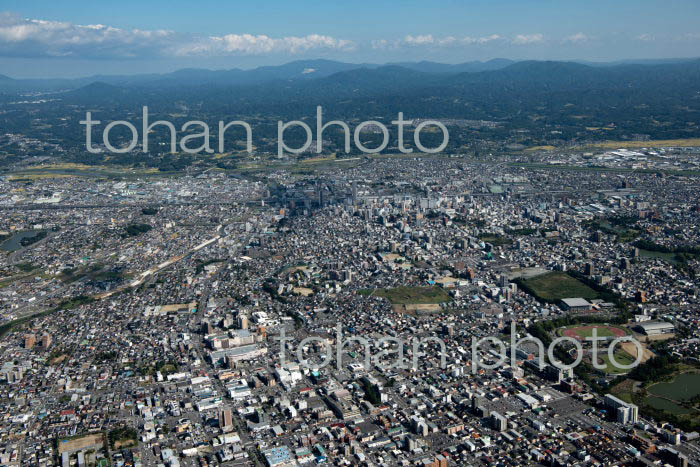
4 57 700 144
2 57 700 154
389 58 515 73
1 57 699 93
41 57 700 133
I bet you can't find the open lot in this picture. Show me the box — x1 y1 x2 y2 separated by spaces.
518 272 598 302
619 341 655 363
358 286 451 304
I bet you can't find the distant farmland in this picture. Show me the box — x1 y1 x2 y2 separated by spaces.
588 138 700 149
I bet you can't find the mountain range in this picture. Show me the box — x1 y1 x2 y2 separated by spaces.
1 57 698 93
2 57 700 143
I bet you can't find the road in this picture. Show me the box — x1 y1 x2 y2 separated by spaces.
186 231 262 463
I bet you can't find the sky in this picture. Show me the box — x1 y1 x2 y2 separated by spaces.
1 0 699 78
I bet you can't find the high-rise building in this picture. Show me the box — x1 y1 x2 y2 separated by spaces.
219 408 233 432
41 334 52 349
471 396 489 417
490 411 507 432
604 394 638 424
617 406 632 424
584 262 595 276
238 314 249 330
24 334 36 350
662 447 689 467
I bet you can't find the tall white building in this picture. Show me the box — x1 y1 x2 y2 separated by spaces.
604 394 638 424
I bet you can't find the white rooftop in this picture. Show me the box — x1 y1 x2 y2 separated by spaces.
561 298 591 307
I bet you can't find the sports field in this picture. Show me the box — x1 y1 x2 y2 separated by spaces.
598 350 638 374
564 325 638 374
560 324 628 340
519 272 598 302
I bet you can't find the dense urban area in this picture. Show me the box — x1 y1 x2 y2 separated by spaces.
1 140 700 467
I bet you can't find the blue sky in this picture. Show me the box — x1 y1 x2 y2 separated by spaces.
1 0 699 78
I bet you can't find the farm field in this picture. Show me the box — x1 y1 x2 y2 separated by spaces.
587 138 700 149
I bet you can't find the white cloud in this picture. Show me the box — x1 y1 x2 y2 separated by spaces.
0 12 353 58
177 33 354 56
462 34 502 45
0 12 176 58
564 32 590 43
404 34 435 45
0 12 631 61
635 33 655 42
371 39 390 49
399 34 502 47
512 33 544 45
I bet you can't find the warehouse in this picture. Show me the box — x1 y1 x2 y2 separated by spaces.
634 321 675 336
